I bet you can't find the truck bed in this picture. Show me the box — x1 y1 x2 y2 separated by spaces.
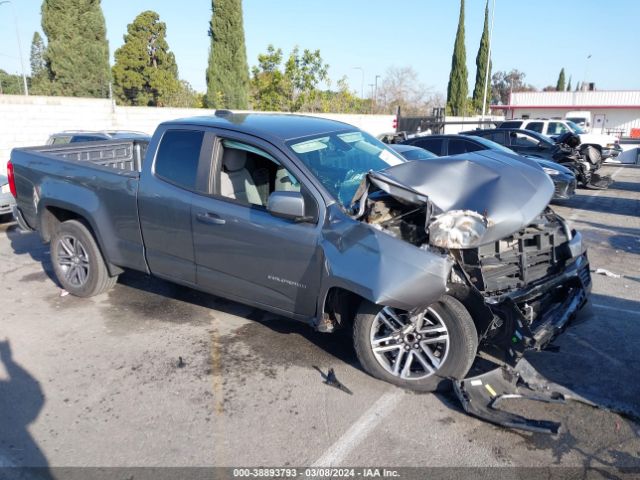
10 139 149 274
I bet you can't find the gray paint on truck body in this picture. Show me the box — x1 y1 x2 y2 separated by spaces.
9 113 575 329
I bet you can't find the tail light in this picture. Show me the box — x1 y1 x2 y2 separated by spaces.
7 160 16 197
392 116 398 131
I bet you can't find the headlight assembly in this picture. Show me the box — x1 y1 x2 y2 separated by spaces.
542 167 560 176
428 210 489 249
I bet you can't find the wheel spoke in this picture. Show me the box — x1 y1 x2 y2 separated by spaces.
373 344 402 354
65 265 76 283
400 351 414 378
419 342 443 369
420 334 449 345
372 334 396 346
392 349 406 375
385 308 407 329
418 324 447 335
77 266 87 285
60 238 74 256
377 308 399 331
413 349 436 373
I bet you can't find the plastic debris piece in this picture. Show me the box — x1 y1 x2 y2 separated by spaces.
60 289 69 297
592 268 621 278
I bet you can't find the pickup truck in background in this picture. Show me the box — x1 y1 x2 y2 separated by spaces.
8 113 591 394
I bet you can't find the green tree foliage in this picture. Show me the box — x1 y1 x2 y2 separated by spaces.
472 0 491 113
250 45 329 112
491 69 537 105
446 0 469 116
556 68 566 91
29 31 50 95
566 76 572 92
206 0 250 109
41 0 110 98
0 70 26 95
112 11 181 106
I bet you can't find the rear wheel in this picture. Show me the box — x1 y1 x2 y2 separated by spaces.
353 295 478 392
51 220 118 297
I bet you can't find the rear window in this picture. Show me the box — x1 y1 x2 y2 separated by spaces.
154 130 205 190
70 135 107 143
407 138 444 155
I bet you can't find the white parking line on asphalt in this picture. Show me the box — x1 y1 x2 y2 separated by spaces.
312 389 404 467
592 303 640 317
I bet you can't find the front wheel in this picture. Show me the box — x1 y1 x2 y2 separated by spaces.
50 220 118 297
353 295 478 392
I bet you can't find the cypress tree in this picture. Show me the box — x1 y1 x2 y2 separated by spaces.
472 0 491 114
112 11 180 106
447 0 468 116
30 32 46 78
205 0 250 109
556 68 566 91
41 0 110 98
566 76 572 92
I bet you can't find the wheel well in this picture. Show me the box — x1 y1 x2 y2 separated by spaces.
41 206 123 276
323 287 366 330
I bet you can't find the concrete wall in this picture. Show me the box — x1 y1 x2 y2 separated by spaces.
0 95 395 175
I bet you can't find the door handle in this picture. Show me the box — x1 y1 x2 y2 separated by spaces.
196 212 226 225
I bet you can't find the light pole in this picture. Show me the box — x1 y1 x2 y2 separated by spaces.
374 74 381 110
353 66 364 99
481 0 495 120
582 54 592 91
0 0 29 96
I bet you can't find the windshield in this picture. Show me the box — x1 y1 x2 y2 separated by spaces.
287 130 404 206
565 120 586 134
398 148 437 160
470 135 518 154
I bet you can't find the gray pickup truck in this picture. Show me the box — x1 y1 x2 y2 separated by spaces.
9 113 591 394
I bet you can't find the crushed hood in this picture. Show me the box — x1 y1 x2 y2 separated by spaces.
367 150 555 245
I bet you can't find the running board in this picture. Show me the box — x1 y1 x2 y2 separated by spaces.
453 358 597 434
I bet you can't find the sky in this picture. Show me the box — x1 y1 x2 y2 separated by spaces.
1 0 639 99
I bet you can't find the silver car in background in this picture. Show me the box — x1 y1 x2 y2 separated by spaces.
0 174 16 222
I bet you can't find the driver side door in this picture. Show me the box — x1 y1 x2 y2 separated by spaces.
191 132 324 317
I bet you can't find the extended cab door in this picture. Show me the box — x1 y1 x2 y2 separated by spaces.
190 133 323 317
138 128 213 285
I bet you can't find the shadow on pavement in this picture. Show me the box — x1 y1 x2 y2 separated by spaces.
0 340 53 478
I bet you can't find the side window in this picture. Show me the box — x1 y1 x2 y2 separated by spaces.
154 129 205 190
485 131 506 145
448 138 483 155
526 122 544 133
70 135 105 143
547 122 569 136
411 138 443 155
218 140 300 208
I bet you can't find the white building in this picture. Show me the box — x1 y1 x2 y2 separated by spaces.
493 90 640 138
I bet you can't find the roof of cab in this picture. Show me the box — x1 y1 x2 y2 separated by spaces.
162 112 356 142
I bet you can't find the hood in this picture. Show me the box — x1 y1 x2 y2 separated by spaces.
367 150 555 245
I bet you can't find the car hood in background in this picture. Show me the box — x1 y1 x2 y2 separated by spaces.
0 175 7 186
367 150 555 245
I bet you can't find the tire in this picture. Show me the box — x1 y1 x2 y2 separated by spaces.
50 220 118 297
353 295 478 392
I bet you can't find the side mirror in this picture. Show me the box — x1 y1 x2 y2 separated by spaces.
267 191 309 222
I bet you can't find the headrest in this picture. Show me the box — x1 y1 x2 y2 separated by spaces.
223 149 247 172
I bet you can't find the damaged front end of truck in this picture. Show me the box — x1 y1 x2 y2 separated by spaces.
350 151 592 433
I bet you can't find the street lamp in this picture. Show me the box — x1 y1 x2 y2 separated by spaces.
353 66 364 99
0 0 29 96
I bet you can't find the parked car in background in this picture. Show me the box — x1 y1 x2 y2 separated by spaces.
0 174 16 223
389 144 438 160
564 111 592 132
462 128 557 160
499 118 621 159
9 113 591 393
402 134 577 200
47 130 150 145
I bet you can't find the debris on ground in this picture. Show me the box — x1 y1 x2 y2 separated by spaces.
177 356 185 368
60 289 69 297
592 268 621 278
313 366 353 395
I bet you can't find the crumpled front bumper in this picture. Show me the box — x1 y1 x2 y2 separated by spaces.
455 234 592 433
0 190 15 216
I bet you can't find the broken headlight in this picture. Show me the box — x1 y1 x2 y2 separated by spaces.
428 210 488 249
542 167 560 176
